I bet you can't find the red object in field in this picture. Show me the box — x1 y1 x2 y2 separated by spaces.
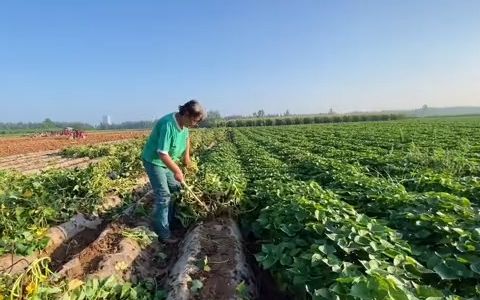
73 129 86 139
40 127 87 139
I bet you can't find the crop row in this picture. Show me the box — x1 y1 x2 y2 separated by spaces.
223 130 460 299
240 128 480 296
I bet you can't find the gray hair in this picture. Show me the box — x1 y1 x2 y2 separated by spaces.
178 100 207 121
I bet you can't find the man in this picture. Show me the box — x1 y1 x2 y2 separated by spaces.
141 100 206 243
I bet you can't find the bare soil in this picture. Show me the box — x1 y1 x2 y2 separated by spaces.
194 219 239 300
50 226 105 271
0 131 148 157
60 224 124 278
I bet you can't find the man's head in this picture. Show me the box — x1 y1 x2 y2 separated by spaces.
178 100 207 128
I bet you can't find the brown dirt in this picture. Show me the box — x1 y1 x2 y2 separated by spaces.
0 152 59 167
1 156 100 174
50 226 105 271
192 219 239 300
130 240 170 284
57 224 124 278
0 131 148 157
79 231 123 275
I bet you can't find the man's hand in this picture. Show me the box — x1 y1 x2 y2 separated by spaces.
184 156 192 169
159 152 185 183
174 170 185 183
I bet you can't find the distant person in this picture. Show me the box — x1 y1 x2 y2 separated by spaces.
141 100 206 243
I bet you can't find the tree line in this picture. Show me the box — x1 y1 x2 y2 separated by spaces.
202 113 406 128
0 112 407 134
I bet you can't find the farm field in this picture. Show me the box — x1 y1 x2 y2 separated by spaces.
1 117 479 299
0 130 148 157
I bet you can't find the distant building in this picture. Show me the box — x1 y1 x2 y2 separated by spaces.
102 115 112 126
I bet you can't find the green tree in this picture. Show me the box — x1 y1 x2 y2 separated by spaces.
236 119 246 127
303 117 313 124
245 119 254 126
42 118 56 129
273 118 284 126
332 116 342 123
255 119 265 126
200 110 222 128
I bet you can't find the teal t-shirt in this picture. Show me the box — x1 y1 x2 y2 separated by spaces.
142 113 189 167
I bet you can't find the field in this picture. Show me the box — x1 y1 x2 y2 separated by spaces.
0 131 148 157
0 117 479 299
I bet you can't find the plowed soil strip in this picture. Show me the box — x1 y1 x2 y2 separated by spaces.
56 224 124 278
51 226 106 271
0 155 65 169
0 150 59 165
21 157 97 174
0 157 99 174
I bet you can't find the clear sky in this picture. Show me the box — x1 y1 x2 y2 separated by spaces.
1 0 479 124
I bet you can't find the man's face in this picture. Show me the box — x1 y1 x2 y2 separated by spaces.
186 114 203 128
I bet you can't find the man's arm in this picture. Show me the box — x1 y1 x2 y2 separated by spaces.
159 152 184 183
184 136 191 166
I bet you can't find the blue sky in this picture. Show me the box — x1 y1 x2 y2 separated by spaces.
1 0 479 123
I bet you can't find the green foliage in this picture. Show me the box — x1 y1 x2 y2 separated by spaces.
218 114 405 128
63 276 167 300
228 117 480 298
230 128 475 298
121 226 158 248
0 140 145 255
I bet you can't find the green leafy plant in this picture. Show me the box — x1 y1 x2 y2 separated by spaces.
121 226 157 248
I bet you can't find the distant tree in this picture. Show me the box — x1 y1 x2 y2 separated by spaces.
200 110 222 128
236 119 246 127
255 119 265 126
265 118 273 126
303 117 313 124
285 118 293 125
245 119 254 127
391 114 405 120
257 109 265 118
273 118 284 126
284 109 291 116
207 110 221 119
332 116 342 123
323 116 332 123
216 119 227 127
42 118 56 129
